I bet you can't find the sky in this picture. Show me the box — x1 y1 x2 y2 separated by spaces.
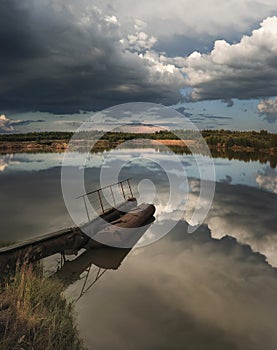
1 0 277 132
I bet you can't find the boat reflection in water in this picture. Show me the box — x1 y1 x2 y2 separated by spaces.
50 216 155 301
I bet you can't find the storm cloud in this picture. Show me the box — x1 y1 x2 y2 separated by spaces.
0 0 184 114
2 1 277 116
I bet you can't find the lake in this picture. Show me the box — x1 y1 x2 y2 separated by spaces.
0 148 277 349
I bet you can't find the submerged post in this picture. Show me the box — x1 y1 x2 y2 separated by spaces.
110 185 116 207
83 196 91 224
127 179 133 198
120 181 126 200
97 190 105 214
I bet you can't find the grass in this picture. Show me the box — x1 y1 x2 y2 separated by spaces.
0 264 86 350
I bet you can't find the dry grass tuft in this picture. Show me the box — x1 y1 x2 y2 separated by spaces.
0 264 86 350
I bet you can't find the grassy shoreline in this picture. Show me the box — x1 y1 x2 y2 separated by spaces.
0 264 86 350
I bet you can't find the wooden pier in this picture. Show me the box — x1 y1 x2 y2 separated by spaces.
0 179 155 272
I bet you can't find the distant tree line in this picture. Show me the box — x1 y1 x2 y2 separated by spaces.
201 129 277 149
0 131 74 142
0 129 277 150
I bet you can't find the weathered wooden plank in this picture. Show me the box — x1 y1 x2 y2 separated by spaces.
0 199 138 270
0 198 137 255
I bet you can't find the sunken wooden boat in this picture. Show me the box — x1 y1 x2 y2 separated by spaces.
86 203 155 248
0 200 155 271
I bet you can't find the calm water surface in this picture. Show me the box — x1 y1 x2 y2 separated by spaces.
0 149 277 349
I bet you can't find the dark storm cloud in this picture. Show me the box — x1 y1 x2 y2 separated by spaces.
3 0 277 124
173 108 232 128
222 99 234 107
0 1 183 114
198 113 233 120
14 119 44 126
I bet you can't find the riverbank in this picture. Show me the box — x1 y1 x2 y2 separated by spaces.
0 139 117 153
0 137 276 154
0 264 86 350
0 130 276 169
0 129 276 154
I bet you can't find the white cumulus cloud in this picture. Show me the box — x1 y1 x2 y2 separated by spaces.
0 114 15 132
175 16 277 104
257 97 277 122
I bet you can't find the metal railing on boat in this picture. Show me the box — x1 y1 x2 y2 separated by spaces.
76 178 135 226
